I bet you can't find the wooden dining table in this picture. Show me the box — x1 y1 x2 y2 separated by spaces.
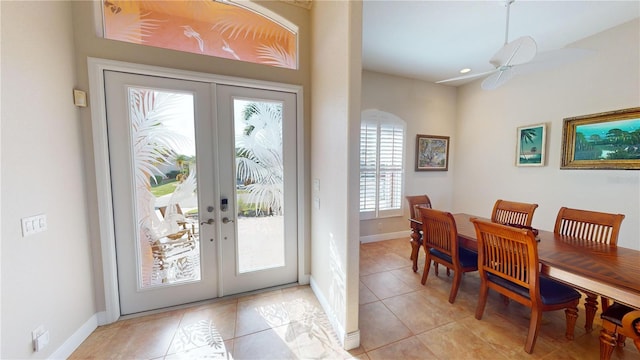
410 213 640 331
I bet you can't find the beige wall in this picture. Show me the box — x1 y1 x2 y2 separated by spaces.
1 1 95 358
452 19 640 250
360 71 457 238
310 0 362 347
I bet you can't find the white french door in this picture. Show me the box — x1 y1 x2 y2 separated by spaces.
104 71 298 315
216 85 298 296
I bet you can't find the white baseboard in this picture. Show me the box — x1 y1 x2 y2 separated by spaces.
359 230 410 244
309 276 360 350
49 313 98 359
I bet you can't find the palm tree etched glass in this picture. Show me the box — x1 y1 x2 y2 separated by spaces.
234 100 285 273
129 88 200 287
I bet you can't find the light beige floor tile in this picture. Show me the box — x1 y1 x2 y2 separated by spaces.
234 292 290 337
416 320 511 360
231 326 298 359
165 339 234 359
359 281 379 305
367 336 438 360
383 290 467 334
360 271 422 299
359 301 413 351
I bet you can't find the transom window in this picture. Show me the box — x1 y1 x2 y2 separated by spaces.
360 110 406 220
101 0 298 69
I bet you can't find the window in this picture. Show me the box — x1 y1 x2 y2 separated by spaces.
101 0 298 69
360 110 406 220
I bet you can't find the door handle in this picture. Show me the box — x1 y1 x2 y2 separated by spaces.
200 218 214 225
222 217 234 224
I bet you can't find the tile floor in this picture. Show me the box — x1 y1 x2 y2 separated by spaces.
70 238 640 359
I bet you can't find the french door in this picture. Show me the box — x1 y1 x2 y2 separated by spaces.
104 71 297 315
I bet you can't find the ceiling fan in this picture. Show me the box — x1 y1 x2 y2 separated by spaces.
436 0 541 90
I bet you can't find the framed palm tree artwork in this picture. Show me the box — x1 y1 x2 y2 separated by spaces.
561 107 640 169
516 123 546 167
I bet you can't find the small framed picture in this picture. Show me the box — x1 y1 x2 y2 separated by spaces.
415 134 450 171
516 123 546 167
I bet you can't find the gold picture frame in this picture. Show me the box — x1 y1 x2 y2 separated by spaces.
415 134 450 171
561 107 640 170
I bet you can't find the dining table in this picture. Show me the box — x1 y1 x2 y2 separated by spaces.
410 213 640 331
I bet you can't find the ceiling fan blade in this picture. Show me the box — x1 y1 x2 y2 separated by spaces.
489 36 537 67
513 47 594 75
436 68 498 84
481 68 514 90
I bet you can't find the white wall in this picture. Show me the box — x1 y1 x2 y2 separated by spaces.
360 71 457 238
1 1 96 358
310 0 362 349
453 19 640 250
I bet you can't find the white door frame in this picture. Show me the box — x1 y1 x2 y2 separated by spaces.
87 57 308 324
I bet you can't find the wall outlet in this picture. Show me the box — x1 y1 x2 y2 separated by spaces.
32 325 49 352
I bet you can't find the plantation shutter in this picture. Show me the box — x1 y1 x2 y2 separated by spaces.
360 110 405 219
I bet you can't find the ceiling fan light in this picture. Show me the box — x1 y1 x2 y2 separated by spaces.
460 68 471 74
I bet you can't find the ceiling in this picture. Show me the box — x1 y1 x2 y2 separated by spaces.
362 0 640 87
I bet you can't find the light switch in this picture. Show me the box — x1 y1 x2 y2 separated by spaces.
21 214 47 237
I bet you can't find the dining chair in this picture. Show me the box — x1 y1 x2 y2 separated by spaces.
419 208 478 304
554 206 625 332
405 194 432 272
599 302 640 360
471 218 581 354
491 199 539 227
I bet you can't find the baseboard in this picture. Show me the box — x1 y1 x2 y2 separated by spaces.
49 313 98 359
310 276 360 350
359 230 409 244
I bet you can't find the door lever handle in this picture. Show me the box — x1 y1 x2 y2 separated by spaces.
200 218 214 225
222 217 234 224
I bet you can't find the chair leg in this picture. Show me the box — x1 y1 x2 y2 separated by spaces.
475 282 489 320
584 291 598 332
565 301 579 340
434 263 439 276
421 257 432 285
616 335 627 347
524 308 543 354
599 324 618 360
409 235 421 272
448 270 462 304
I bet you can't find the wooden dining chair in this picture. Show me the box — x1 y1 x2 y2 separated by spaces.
471 218 581 354
419 208 478 304
405 194 432 272
491 199 539 227
599 302 640 360
554 206 625 332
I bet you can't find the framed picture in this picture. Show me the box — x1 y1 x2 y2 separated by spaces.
561 107 640 170
415 134 449 171
516 123 546 166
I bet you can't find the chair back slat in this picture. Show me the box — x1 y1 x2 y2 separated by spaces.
406 195 432 222
554 207 625 245
419 208 457 257
472 219 539 297
491 199 539 227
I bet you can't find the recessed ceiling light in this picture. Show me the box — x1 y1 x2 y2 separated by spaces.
460 68 471 74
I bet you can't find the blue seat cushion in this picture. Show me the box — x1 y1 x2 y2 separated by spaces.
487 273 581 305
601 302 635 326
430 247 478 268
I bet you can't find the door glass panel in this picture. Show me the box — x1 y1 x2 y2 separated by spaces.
128 87 201 288
234 100 285 273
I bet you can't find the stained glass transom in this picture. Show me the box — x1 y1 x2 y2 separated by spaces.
102 0 298 69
